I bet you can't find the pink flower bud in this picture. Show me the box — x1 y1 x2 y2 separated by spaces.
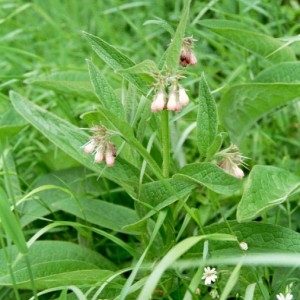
151 90 166 112
189 51 197 66
178 86 189 106
105 143 116 167
232 165 244 179
94 147 105 163
83 139 96 154
167 86 178 111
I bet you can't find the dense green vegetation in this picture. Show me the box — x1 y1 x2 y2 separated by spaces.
1 0 300 299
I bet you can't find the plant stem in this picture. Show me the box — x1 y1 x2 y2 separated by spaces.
161 110 170 177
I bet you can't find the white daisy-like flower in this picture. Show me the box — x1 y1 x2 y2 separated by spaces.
201 267 217 285
276 292 293 300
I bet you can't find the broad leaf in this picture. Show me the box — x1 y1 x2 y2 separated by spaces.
254 61 300 83
197 74 218 158
204 221 300 254
26 71 96 99
87 59 125 119
199 19 296 62
174 162 242 195
0 241 116 289
237 165 300 222
83 32 148 95
9 91 140 193
218 83 300 144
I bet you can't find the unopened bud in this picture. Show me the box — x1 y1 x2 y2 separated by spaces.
83 139 96 154
151 89 166 112
94 147 105 163
105 143 116 167
167 86 178 111
178 85 189 106
232 165 244 179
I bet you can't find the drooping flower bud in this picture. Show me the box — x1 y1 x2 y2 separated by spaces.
178 85 189 106
151 89 166 112
179 37 197 67
105 142 116 167
167 85 179 111
83 139 96 154
94 145 105 163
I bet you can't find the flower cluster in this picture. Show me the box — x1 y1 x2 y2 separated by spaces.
179 36 197 67
151 81 190 113
82 125 116 167
277 292 293 300
216 144 245 179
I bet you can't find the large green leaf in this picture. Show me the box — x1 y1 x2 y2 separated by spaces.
237 165 300 222
27 71 96 99
9 91 140 193
199 19 296 62
0 241 116 289
219 83 300 144
174 162 242 195
254 61 300 83
204 221 300 254
197 74 218 158
83 32 148 95
87 59 125 119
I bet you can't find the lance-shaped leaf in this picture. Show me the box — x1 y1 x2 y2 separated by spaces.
219 83 300 144
87 59 124 119
237 165 300 222
197 74 218 158
83 31 148 95
9 91 140 193
199 19 296 62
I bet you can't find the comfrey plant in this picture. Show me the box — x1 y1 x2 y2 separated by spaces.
6 0 300 299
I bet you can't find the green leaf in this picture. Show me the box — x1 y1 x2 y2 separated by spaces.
254 61 300 83
9 91 140 193
237 165 300 222
26 71 96 99
199 19 296 62
118 59 159 75
204 221 300 254
197 74 218 158
0 241 116 289
0 187 27 254
218 83 300 144
87 59 125 119
82 31 148 95
162 0 191 71
174 162 242 195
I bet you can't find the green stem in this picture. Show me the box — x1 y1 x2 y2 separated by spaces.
161 110 170 177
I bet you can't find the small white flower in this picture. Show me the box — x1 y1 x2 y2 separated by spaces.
239 241 248 251
201 267 217 285
276 292 293 300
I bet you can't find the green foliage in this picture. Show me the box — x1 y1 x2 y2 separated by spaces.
1 0 300 299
